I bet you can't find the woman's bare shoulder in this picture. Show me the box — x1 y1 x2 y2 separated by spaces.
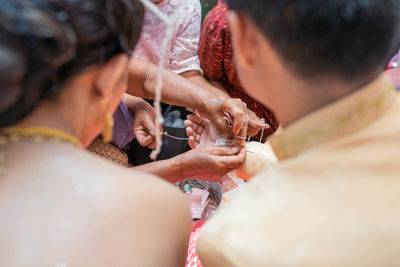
1 144 191 266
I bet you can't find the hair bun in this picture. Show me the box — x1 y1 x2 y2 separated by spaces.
0 44 26 115
20 5 77 68
0 0 77 127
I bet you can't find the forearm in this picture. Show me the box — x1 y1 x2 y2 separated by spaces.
132 154 187 183
122 94 149 114
127 57 221 116
182 71 230 100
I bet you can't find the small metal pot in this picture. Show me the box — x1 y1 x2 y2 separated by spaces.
176 179 223 231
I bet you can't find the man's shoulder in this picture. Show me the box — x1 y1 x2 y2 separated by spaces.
198 164 400 266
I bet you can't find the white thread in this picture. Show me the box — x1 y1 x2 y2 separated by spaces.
139 0 177 160
215 134 238 147
259 118 268 143
163 132 189 141
259 125 265 143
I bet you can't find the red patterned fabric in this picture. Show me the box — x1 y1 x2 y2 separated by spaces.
199 1 279 141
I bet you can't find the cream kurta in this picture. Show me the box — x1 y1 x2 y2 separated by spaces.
197 74 400 266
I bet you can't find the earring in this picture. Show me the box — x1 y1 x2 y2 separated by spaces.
102 112 114 143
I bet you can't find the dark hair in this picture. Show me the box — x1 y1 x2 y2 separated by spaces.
0 0 144 127
227 0 400 82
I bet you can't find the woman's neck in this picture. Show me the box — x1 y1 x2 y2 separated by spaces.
19 100 82 140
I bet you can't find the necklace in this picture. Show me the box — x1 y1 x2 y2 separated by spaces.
0 125 82 176
0 125 82 147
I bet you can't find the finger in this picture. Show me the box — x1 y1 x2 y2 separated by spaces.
186 126 194 137
186 127 202 143
147 139 157 149
223 100 246 135
213 147 246 169
247 121 264 137
136 133 154 147
142 117 157 137
248 116 270 137
188 136 197 149
184 119 206 136
186 114 210 128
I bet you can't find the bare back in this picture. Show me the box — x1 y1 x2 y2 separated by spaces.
0 141 191 267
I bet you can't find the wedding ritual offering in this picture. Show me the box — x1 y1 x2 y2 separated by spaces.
176 179 223 224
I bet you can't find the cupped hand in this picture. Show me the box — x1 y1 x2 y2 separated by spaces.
184 114 210 148
179 145 246 182
133 101 162 149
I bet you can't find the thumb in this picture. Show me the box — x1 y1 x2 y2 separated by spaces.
142 116 158 136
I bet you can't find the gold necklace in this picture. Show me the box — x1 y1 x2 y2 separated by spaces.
0 125 82 176
0 125 82 147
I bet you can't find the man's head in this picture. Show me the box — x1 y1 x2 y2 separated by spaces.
227 0 400 125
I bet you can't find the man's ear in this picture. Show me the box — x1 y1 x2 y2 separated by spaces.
228 11 259 73
94 54 129 100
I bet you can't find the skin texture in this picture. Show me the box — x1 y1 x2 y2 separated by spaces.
122 93 246 182
182 70 267 137
0 54 191 266
123 94 161 149
127 57 265 145
134 145 246 183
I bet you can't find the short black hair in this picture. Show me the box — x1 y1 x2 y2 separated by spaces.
227 0 400 81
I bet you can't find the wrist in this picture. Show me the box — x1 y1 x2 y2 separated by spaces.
197 97 223 119
164 153 189 183
130 101 149 114
172 151 195 181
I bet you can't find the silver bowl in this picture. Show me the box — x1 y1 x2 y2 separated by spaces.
176 179 223 230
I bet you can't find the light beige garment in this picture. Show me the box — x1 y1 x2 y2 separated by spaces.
197 74 400 266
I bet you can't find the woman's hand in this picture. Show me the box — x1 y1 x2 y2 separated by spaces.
131 100 161 149
178 145 246 182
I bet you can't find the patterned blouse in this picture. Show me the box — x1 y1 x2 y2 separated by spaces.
132 0 203 74
199 1 279 141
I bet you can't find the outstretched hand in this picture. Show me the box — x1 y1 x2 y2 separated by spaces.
179 145 246 182
184 114 210 148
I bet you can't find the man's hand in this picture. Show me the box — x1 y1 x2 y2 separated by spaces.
200 98 267 145
179 145 246 182
246 109 270 136
132 101 161 149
